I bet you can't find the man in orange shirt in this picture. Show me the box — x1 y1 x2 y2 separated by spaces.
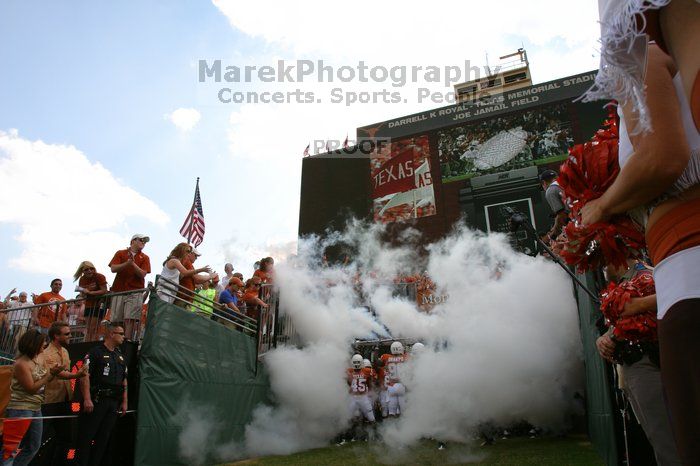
32 278 68 334
108 234 151 339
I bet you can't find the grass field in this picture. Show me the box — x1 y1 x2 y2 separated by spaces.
226 435 603 465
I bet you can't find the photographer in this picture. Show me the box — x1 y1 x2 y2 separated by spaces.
596 261 680 465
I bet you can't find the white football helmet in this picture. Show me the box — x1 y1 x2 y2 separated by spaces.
363 358 372 368
411 342 425 354
351 354 363 369
390 341 404 355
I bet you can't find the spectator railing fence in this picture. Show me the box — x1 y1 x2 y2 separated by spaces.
1 278 300 365
256 284 300 358
153 275 258 337
0 288 148 361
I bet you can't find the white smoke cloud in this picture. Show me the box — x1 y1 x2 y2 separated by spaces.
183 221 583 461
374 227 583 446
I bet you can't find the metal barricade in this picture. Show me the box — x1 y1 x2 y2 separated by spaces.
153 275 258 337
256 284 300 358
0 288 150 356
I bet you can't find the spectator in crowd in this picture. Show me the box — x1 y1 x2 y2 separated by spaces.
77 322 128 466
242 277 269 320
253 260 261 272
74 261 108 341
37 322 88 463
32 279 67 335
64 299 84 329
2 329 62 466
232 272 244 283
2 290 31 352
156 243 211 304
220 263 234 288
215 277 244 322
595 261 680 465
2 288 24 307
254 257 274 284
176 247 214 309
580 42 700 462
539 169 569 241
108 234 151 340
194 279 217 316
211 274 223 296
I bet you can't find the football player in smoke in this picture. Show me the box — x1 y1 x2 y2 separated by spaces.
347 354 376 424
362 358 378 408
410 342 425 354
379 341 409 417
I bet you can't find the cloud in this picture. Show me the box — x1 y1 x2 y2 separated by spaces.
211 0 600 73
0 129 169 276
166 107 202 132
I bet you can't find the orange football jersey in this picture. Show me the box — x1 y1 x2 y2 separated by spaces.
347 367 373 394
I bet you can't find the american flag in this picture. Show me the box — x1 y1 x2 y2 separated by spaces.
179 178 205 246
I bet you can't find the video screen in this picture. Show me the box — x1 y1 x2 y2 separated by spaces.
371 135 436 223
437 102 573 182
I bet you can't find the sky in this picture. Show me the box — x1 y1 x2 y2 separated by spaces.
0 0 601 297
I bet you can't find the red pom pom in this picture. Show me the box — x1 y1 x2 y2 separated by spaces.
557 105 645 272
600 271 657 342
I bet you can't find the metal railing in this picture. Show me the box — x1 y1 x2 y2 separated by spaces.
0 288 149 359
0 276 304 367
256 284 300 358
153 275 258 337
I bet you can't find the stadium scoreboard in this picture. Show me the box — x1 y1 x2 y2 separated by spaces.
299 70 606 250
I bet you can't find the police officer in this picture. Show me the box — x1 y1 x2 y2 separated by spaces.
77 322 129 466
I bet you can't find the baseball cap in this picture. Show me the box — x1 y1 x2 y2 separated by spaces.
538 170 557 182
228 277 244 287
131 234 150 243
191 247 202 256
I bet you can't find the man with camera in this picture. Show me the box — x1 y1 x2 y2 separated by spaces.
596 261 680 465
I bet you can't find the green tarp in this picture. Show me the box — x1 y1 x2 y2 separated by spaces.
135 297 272 466
574 272 619 466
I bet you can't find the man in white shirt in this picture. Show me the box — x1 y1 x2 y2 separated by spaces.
3 290 32 351
218 263 234 294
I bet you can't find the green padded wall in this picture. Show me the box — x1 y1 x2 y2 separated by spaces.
135 297 271 465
